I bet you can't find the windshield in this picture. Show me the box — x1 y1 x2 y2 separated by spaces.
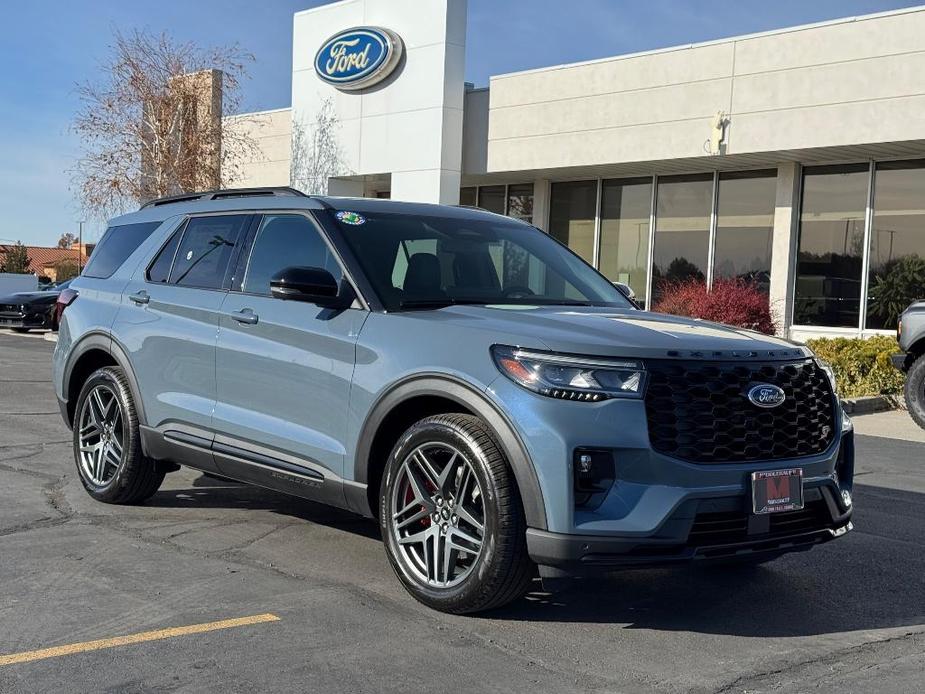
329 210 633 311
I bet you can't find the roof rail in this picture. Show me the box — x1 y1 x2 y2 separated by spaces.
139 187 308 210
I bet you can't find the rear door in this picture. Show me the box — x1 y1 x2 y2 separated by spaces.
212 212 367 503
114 213 252 459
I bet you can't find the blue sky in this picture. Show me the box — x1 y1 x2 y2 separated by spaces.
1 0 919 246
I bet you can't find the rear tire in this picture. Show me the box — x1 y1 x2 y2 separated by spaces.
73 366 165 504
905 355 925 431
380 414 535 614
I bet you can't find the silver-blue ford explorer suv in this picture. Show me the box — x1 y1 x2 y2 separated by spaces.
53 187 854 613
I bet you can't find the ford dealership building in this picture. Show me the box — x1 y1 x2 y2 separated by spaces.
227 0 925 340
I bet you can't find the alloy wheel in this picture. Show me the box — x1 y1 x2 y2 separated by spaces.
390 442 486 588
77 384 125 487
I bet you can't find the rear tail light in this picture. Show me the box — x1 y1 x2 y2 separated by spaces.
55 288 79 327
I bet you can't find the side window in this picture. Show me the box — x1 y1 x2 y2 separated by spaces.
146 229 182 283
242 215 342 295
82 221 162 279
170 215 249 289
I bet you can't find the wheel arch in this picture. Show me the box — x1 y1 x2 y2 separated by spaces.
63 332 147 430
908 333 925 361
354 375 547 530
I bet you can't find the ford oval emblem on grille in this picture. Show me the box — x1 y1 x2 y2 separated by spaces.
747 384 786 408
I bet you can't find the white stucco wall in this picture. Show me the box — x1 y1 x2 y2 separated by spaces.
291 0 467 203
222 108 292 188
487 7 925 173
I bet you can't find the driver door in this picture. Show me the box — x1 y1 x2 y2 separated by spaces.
212 212 367 503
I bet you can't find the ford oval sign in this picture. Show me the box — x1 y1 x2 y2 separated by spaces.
314 27 403 91
747 384 787 409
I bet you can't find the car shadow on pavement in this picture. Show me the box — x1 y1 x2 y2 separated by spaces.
144 473 382 541
490 482 925 636
141 476 922 637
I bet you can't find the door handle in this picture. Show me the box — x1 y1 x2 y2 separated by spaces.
230 308 258 325
129 291 150 305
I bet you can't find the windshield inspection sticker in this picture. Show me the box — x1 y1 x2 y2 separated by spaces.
335 211 366 225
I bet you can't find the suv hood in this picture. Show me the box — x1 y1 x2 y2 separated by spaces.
410 305 808 360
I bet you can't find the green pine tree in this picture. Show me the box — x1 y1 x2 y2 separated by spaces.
0 241 31 274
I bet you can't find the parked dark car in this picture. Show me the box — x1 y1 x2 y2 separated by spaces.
0 279 73 332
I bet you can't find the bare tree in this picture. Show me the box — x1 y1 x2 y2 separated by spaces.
57 232 78 249
290 98 348 195
72 30 259 218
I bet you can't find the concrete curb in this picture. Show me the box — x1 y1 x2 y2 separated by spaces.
43 332 58 343
841 395 903 415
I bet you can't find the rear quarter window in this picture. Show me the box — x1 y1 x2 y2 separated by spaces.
82 221 163 279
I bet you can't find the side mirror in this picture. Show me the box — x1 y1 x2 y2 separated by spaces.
270 266 343 306
613 281 635 300
613 281 642 309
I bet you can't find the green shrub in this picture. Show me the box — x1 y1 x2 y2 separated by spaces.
805 335 905 398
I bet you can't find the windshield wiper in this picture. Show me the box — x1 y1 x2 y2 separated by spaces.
398 298 600 310
398 298 490 310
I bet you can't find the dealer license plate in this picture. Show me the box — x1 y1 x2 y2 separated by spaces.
752 468 804 514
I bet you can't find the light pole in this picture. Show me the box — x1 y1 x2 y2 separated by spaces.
78 221 85 273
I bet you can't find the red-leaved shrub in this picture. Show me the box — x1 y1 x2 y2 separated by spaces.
653 278 776 335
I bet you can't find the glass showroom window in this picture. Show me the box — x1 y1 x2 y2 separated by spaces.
477 185 506 215
549 180 597 264
794 164 869 327
507 183 534 224
599 177 652 304
651 173 712 303
459 187 477 207
713 170 776 293
866 159 925 330
460 184 534 224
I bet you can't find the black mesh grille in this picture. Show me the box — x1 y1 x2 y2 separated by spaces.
644 359 836 463
0 304 22 314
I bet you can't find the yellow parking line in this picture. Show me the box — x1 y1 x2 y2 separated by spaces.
0 613 280 667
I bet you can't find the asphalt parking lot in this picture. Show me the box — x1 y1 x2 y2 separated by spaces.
0 330 923 693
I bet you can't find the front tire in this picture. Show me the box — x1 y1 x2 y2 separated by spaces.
380 414 534 614
73 366 165 504
905 355 925 431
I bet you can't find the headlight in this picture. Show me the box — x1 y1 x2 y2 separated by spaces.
816 358 838 396
491 345 646 401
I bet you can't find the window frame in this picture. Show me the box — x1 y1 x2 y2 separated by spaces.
230 210 370 310
144 226 184 284
143 211 254 293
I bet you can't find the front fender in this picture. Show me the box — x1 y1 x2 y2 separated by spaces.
353 374 548 530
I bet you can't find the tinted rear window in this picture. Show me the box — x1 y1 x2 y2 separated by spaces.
82 222 162 279
146 229 182 283
170 215 249 289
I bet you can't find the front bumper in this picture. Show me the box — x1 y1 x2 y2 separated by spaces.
527 484 852 569
0 311 48 329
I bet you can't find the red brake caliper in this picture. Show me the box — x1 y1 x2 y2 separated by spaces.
405 484 430 527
